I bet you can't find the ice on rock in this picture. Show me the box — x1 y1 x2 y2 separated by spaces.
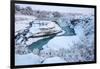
15 53 41 65
25 32 33 38
26 37 45 45
57 30 65 36
26 38 35 45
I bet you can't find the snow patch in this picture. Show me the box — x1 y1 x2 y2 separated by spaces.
43 57 66 64
45 36 81 50
15 53 41 65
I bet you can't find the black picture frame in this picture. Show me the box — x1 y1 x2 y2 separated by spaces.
10 0 97 69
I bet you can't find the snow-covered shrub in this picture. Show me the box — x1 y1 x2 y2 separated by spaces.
32 48 39 55
39 48 55 60
15 45 31 55
57 48 67 57
64 42 94 62
70 15 94 47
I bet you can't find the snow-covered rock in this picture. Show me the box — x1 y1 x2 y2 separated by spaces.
26 37 47 45
43 57 66 64
26 38 35 45
15 45 30 54
29 20 62 36
29 26 41 35
15 53 41 65
57 30 65 36
15 23 28 32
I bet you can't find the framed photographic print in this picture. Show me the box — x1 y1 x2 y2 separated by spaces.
10 0 96 69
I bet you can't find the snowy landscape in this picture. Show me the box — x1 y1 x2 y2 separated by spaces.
15 4 95 65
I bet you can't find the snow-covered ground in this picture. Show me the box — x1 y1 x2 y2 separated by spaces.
43 57 66 64
43 36 81 50
15 53 41 65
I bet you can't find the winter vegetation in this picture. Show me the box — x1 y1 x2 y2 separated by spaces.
15 4 95 65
